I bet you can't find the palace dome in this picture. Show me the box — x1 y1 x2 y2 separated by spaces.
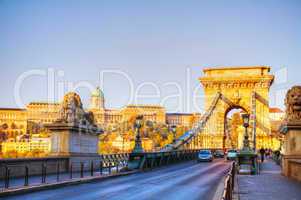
91 87 104 98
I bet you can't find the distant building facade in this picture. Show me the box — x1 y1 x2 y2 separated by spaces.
269 107 284 121
0 108 27 140
166 113 202 127
269 107 284 149
88 87 166 127
26 102 60 124
2 137 51 155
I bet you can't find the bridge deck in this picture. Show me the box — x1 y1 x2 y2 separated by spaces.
1 159 230 200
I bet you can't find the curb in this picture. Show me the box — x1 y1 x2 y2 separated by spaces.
211 163 233 200
212 174 227 200
0 170 138 198
233 174 240 200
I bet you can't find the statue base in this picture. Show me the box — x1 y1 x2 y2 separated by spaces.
280 121 301 182
45 123 102 170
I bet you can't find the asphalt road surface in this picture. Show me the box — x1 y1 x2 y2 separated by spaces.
2 159 231 200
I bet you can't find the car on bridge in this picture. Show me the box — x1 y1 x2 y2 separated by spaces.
226 149 237 160
213 150 225 158
197 150 213 162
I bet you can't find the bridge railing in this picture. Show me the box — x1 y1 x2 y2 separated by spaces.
100 153 129 173
0 153 129 191
129 149 199 170
0 150 199 191
221 161 235 200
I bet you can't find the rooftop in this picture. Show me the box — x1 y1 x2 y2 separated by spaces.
269 107 284 113
0 108 26 111
203 66 271 72
28 102 60 105
166 113 194 116
125 104 164 109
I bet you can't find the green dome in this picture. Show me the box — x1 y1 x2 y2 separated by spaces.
91 87 104 98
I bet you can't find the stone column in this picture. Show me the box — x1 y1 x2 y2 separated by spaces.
279 86 301 181
280 122 301 180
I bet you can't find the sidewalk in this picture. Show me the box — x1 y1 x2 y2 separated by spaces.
0 167 117 191
237 159 301 200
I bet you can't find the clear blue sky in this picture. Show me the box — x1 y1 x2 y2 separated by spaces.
0 0 300 112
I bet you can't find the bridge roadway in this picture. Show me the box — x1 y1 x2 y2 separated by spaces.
3 159 230 200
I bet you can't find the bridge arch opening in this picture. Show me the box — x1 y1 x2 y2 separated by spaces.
223 105 248 150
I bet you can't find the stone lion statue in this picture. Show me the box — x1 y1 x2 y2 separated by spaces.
83 111 95 125
285 86 301 122
57 92 96 126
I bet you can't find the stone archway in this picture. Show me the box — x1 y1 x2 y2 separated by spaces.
199 66 274 150
223 105 248 149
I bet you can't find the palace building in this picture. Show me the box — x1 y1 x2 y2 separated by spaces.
26 102 60 124
0 108 27 141
88 87 167 127
0 88 197 153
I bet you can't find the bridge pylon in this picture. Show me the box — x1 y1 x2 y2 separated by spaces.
162 66 275 152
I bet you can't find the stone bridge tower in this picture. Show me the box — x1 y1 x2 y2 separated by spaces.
199 66 274 149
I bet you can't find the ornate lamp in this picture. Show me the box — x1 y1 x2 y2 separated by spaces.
135 115 143 129
132 115 144 153
170 125 177 144
241 113 250 128
241 113 250 150
237 113 258 175
127 115 145 170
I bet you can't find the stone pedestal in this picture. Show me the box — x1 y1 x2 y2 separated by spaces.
45 122 102 169
43 92 103 171
280 121 301 181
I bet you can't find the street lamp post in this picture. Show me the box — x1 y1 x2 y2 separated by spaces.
122 133 125 153
241 113 251 151
171 125 177 144
127 115 146 170
132 115 144 153
237 113 258 175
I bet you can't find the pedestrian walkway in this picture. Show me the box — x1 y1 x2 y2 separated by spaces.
237 159 301 200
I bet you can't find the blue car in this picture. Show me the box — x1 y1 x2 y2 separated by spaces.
198 150 213 162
